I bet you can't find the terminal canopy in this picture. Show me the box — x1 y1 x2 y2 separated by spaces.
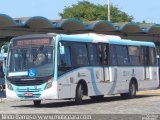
121 23 142 33
85 20 115 32
91 20 115 32
53 18 85 31
148 25 160 34
0 14 160 43
25 16 53 29
0 14 17 28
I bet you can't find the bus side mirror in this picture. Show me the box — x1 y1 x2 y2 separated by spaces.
14 53 19 58
1 49 4 61
60 46 65 55
59 42 65 55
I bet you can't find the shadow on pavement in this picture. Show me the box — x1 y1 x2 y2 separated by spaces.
11 94 159 108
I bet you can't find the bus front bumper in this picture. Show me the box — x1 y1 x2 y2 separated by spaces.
6 81 58 100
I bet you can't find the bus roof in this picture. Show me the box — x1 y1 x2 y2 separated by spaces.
10 33 155 47
59 33 121 42
108 39 155 47
59 33 155 47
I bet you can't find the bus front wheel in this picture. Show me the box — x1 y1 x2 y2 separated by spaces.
75 84 83 104
121 81 136 99
33 100 41 106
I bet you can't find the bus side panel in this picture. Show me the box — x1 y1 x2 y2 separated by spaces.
57 67 113 99
109 67 144 94
138 67 159 90
104 67 120 94
116 66 159 94
58 77 71 99
109 67 130 94
40 81 58 100
57 68 91 99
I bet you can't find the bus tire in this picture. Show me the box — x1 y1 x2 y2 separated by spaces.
75 84 83 104
33 100 41 106
121 81 136 99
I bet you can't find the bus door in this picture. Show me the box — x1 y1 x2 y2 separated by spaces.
142 46 150 80
108 45 118 83
98 43 110 82
58 42 72 98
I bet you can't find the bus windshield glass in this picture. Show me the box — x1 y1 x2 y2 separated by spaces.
8 38 54 78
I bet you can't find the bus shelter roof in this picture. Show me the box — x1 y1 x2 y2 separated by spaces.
1 14 160 42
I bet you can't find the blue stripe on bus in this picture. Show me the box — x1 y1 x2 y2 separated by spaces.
109 39 155 47
90 68 101 95
56 66 102 95
57 34 155 47
55 66 157 80
59 35 93 43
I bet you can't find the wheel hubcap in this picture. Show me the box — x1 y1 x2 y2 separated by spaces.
131 84 135 95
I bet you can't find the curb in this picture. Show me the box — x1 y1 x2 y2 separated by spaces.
137 89 160 95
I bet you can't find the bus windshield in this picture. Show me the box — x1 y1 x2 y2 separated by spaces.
8 45 54 78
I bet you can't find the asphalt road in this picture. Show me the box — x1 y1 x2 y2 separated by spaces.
0 91 160 115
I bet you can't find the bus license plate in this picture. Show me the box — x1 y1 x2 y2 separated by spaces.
24 92 33 97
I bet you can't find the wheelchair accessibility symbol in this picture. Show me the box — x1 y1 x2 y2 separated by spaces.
28 68 36 77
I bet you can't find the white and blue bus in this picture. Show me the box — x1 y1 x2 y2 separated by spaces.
6 33 159 106
0 51 8 90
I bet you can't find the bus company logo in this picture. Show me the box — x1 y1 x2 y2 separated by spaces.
28 68 36 77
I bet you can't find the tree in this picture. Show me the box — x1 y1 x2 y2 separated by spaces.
59 1 134 22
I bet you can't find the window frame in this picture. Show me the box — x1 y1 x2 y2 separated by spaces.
58 41 73 76
97 43 109 66
87 43 100 66
70 42 90 67
149 47 157 66
115 45 129 66
128 46 141 66
109 44 118 66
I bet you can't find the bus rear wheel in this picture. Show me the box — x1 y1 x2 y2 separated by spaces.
121 81 136 99
33 100 41 106
75 84 83 104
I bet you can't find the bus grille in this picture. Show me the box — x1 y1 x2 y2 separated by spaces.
17 94 41 98
10 79 46 86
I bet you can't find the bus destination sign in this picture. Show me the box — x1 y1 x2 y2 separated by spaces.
13 38 51 46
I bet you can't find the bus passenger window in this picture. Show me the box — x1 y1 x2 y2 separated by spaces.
98 44 102 65
128 46 140 65
149 47 157 66
73 44 89 66
59 46 71 66
87 44 100 66
102 44 109 66
116 45 129 66
109 45 117 66
58 45 72 76
0 62 4 78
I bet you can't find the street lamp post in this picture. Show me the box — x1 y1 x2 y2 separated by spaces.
108 0 111 22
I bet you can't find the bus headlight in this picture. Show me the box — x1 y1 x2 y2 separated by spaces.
7 81 13 90
45 79 53 89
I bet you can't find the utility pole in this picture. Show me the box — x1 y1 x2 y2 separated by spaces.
108 0 111 22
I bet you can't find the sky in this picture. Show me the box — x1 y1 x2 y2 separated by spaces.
0 0 160 23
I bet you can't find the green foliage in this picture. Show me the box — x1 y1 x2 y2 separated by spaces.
59 1 134 22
